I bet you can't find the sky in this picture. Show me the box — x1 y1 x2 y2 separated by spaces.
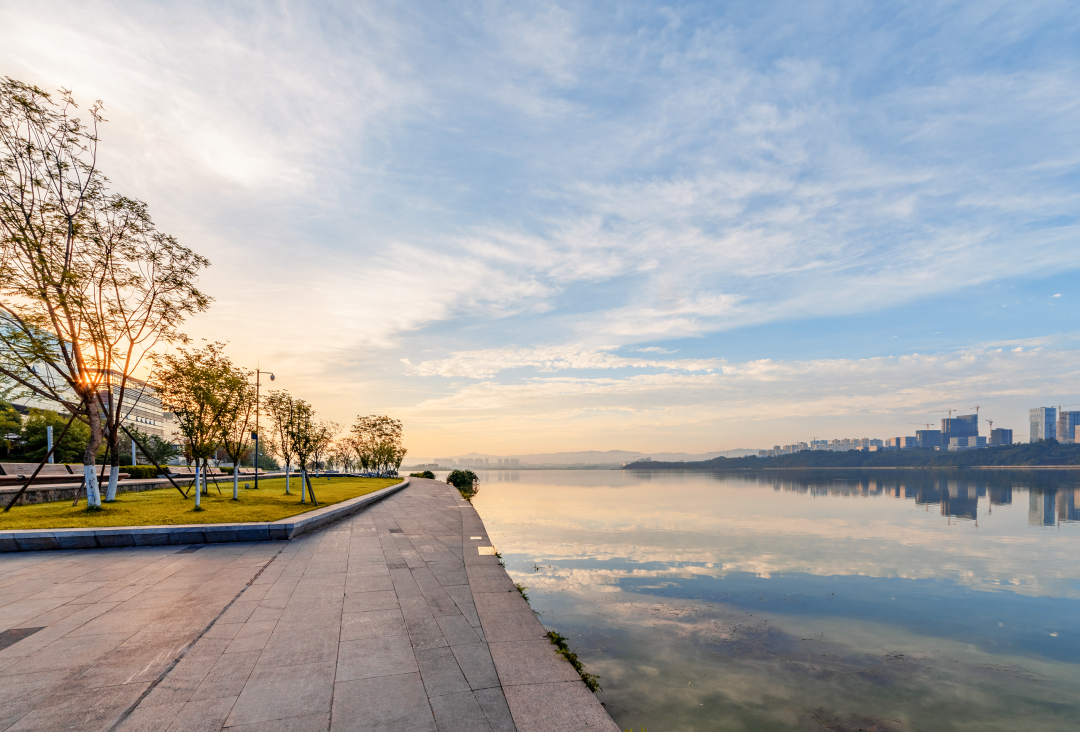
2 0 1079 456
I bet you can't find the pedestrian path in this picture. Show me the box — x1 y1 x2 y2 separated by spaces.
0 477 617 732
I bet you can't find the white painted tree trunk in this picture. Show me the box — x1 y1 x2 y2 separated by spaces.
233 461 239 499
300 468 306 503
194 465 201 508
285 464 291 494
85 464 102 508
105 465 119 501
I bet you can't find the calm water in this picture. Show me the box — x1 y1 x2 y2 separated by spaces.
451 469 1080 732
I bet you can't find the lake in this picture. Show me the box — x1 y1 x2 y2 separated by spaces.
448 468 1080 732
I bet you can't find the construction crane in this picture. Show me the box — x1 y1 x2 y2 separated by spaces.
909 422 935 430
969 405 981 418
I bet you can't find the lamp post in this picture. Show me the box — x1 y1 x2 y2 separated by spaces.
254 369 274 489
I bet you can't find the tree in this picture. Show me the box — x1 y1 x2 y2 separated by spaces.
152 343 242 508
0 401 20 456
286 399 318 504
218 373 256 499
264 390 298 495
310 420 340 477
19 407 91 464
0 78 209 508
348 415 406 475
139 431 179 467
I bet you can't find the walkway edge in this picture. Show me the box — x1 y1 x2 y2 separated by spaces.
0 477 410 552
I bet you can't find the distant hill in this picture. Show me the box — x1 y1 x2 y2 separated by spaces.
622 442 1080 469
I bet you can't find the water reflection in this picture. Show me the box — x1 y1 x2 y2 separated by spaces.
731 469 1080 524
464 469 1080 731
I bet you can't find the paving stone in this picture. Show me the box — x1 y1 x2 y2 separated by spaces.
330 673 436 732
165 695 238 732
339 609 407 641
190 649 260 700
344 574 394 594
415 646 470 697
429 690 495 732
472 593 548 642
226 661 335 727
488 641 581 686
256 623 339 669
336 635 417 681
450 643 501 691
115 700 185 731
224 711 330 731
399 597 448 650
435 613 482 646
5 678 150 732
225 620 277 653
342 590 398 613
502 681 620 732
475 687 519 732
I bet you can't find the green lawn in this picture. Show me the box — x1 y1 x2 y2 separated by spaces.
0 476 402 530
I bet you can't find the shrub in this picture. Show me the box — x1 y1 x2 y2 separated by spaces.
410 470 436 479
120 466 160 480
445 469 479 500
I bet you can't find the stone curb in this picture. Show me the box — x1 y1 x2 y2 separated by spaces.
0 477 409 553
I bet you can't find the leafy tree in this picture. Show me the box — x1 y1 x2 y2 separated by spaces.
285 399 318 504
410 470 436 479
0 78 209 507
0 401 20 456
19 407 91 464
217 370 256 499
264 390 299 494
310 420 340 477
138 430 179 467
152 343 244 507
348 415 406 475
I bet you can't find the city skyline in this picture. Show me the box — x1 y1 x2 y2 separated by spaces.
3 1 1078 455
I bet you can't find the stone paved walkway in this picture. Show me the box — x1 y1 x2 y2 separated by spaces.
0 478 617 732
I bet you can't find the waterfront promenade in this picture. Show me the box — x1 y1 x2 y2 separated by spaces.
0 478 617 731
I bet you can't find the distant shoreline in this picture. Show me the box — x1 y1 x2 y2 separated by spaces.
620 442 1080 470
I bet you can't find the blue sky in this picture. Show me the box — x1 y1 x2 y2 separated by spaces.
3 0 1079 454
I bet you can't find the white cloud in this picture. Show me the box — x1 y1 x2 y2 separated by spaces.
405 345 722 379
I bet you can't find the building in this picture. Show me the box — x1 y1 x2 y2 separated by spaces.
989 428 1013 446
916 430 942 449
1029 407 1057 442
1057 410 1080 444
93 370 166 439
942 414 978 443
948 436 987 451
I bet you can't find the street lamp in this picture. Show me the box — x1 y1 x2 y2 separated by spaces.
254 370 275 489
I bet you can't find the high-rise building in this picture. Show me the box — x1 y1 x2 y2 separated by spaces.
989 428 1013 446
1056 411 1080 444
1029 407 1056 442
942 414 978 442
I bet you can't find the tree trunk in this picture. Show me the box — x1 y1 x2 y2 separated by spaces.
300 467 306 503
105 427 120 501
233 460 239 500
194 464 201 508
285 463 291 494
83 406 103 508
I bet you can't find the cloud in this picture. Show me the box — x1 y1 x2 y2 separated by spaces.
405 345 722 378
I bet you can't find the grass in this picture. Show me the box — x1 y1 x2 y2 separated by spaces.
547 630 603 693
0 476 402 530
